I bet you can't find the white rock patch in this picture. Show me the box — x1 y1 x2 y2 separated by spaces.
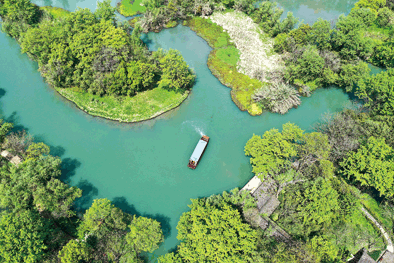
209 11 284 82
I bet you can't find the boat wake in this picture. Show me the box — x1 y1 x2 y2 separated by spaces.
181 120 205 136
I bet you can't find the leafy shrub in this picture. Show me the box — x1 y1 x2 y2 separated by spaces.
377 7 393 26
252 83 301 114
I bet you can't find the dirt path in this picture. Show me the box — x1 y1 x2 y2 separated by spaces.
361 206 394 253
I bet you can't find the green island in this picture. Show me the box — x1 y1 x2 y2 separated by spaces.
1 0 394 262
0 1 195 123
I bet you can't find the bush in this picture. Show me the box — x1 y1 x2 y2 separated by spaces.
252 83 301 114
348 7 377 26
377 7 393 27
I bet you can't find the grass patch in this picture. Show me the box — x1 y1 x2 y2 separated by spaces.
344 208 386 254
185 16 263 116
185 17 234 49
208 50 263 115
118 0 146 17
128 16 141 27
369 250 383 260
56 87 188 122
40 6 70 19
215 47 239 67
164 20 178 28
360 193 393 236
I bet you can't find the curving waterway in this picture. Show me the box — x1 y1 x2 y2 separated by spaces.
0 0 358 260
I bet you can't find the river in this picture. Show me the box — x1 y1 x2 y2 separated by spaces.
0 0 357 260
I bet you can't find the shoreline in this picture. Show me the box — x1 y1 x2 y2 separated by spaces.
56 87 190 123
185 18 263 116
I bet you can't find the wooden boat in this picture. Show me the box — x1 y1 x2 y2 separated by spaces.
187 135 209 169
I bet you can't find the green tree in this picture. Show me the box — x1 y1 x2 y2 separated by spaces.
306 235 340 262
159 252 182 263
340 136 394 197
372 42 394 68
251 2 297 37
127 60 159 93
310 18 332 50
377 7 393 26
126 216 164 253
20 20 67 66
297 132 331 172
58 240 92 263
78 198 163 261
158 49 195 91
348 7 377 26
356 68 394 115
78 199 130 238
285 45 326 88
295 178 340 235
95 0 116 22
244 123 302 180
0 120 13 144
354 0 386 12
26 142 50 159
0 0 39 24
331 15 375 60
338 61 370 92
0 155 82 217
0 210 52 263
167 198 257 262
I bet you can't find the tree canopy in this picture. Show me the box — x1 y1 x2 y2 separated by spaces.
341 136 394 197
161 197 257 262
0 210 52 263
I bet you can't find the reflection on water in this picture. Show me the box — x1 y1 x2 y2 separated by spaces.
275 0 358 23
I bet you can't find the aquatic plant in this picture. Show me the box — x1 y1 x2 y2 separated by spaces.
2 130 33 156
252 83 301 114
210 11 284 83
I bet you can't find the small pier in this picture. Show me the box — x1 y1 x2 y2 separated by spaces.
1 150 22 166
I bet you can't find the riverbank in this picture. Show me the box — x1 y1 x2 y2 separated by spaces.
56 87 189 123
185 16 264 116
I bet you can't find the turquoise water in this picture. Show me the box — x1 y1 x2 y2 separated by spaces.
276 0 358 24
0 1 355 260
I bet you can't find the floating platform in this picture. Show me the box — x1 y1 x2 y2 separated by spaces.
187 135 209 169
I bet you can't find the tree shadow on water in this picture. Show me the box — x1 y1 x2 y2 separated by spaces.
74 179 99 213
60 158 82 182
112 196 172 239
4 111 27 132
0 89 6 99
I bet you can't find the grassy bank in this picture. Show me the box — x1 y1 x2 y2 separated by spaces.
118 0 146 17
57 87 188 122
185 16 263 116
40 6 70 19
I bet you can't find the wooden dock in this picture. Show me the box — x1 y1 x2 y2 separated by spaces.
1 150 22 166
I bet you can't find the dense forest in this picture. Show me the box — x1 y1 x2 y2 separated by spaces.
0 0 195 118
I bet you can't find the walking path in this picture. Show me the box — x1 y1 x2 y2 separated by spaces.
361 207 394 253
241 175 291 242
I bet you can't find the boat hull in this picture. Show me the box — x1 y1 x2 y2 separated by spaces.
187 136 209 169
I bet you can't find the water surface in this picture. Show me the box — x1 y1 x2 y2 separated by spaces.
0 0 355 260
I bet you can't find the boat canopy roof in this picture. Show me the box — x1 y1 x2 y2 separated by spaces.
190 140 208 162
